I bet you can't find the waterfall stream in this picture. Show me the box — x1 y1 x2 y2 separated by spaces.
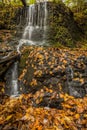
6 62 19 97
17 1 48 53
10 62 19 97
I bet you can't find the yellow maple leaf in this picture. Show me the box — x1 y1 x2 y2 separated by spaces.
6 115 12 121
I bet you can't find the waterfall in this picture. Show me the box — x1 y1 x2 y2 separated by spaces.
5 62 19 97
23 5 34 40
17 1 48 53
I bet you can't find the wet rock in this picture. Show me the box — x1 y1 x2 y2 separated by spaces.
37 92 63 109
47 2 83 45
67 80 86 98
49 98 63 109
83 81 87 94
84 57 87 65
37 93 51 107
43 77 59 86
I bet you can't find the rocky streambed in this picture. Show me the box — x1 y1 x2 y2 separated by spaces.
0 46 87 130
0 46 87 99
18 46 87 98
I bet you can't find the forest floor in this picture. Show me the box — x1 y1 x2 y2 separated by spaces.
0 45 87 130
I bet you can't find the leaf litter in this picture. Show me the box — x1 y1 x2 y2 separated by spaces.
0 46 87 130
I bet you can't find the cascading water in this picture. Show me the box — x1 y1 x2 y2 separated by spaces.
17 1 48 52
5 61 19 97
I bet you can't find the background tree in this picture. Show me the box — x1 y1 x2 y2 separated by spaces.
63 0 86 12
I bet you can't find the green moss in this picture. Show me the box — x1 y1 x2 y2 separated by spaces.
19 48 30 75
48 24 74 47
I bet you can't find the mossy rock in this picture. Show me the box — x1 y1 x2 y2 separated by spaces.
0 6 19 29
47 2 83 46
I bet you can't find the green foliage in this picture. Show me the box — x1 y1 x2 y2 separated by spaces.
27 0 36 5
73 2 87 39
64 0 86 13
11 0 23 6
0 0 36 5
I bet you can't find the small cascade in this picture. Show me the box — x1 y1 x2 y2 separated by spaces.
11 62 19 97
65 64 85 98
5 62 19 97
66 64 74 96
18 1 48 51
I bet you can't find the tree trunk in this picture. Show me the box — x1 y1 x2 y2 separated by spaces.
20 0 27 6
